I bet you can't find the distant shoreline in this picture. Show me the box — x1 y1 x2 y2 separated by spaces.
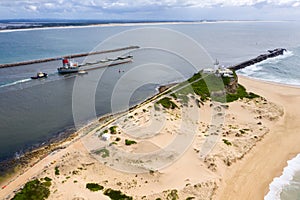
0 20 287 33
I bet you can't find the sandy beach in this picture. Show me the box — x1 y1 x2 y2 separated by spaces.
0 75 299 200
217 76 300 200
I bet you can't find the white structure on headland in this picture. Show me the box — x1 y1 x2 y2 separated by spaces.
201 59 234 78
218 68 234 78
214 59 220 71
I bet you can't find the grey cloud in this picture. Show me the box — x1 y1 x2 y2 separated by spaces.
1 0 300 13
1 0 300 19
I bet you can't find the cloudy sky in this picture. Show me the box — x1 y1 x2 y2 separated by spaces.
1 0 300 20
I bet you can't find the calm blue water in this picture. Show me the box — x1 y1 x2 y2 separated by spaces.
0 22 300 198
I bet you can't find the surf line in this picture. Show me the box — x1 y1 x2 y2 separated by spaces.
228 48 286 71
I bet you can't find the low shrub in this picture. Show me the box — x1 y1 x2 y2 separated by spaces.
86 183 104 192
222 139 232 146
109 126 118 134
125 139 137 146
12 179 50 200
54 166 60 175
156 97 178 109
103 188 133 200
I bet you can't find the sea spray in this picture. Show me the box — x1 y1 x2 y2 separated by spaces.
265 154 300 200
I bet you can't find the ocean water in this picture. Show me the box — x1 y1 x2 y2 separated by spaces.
265 154 300 200
237 49 300 86
0 21 300 198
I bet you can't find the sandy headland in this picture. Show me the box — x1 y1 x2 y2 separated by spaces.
1 74 299 200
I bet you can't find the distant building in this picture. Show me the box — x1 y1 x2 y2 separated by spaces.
218 68 234 78
201 59 234 78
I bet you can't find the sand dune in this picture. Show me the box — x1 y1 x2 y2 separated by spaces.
1 76 298 200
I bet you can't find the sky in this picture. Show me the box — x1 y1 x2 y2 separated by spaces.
1 0 300 20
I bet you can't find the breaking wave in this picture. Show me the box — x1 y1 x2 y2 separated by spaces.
265 154 300 200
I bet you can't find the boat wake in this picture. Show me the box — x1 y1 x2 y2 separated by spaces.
0 78 31 88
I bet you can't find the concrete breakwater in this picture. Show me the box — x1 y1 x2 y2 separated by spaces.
0 46 139 68
228 48 286 71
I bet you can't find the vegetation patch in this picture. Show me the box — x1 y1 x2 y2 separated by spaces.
12 179 50 200
167 189 179 200
186 197 195 200
224 84 251 102
42 180 51 187
54 166 60 175
44 177 52 182
247 92 260 99
86 183 104 192
103 188 133 200
156 97 178 109
222 139 232 146
109 126 118 134
94 148 110 158
125 139 137 146
169 71 259 103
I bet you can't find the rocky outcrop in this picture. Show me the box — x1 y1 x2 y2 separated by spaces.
225 76 238 94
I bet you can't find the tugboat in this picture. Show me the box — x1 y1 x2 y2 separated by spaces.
57 58 79 74
31 72 48 79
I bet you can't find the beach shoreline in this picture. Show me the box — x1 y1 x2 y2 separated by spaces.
0 83 169 191
216 76 300 200
0 75 299 199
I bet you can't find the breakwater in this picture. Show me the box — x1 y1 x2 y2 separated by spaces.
228 48 286 71
0 46 139 68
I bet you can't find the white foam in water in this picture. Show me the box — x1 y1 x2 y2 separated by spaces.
239 50 294 75
236 50 300 86
259 50 294 65
238 64 263 75
0 78 31 88
265 154 300 200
